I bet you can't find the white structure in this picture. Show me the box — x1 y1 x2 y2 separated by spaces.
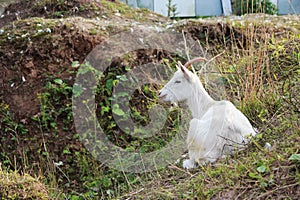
154 0 196 17
158 57 256 169
120 0 231 17
121 0 300 16
278 0 300 14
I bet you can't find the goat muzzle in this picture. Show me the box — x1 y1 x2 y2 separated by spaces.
158 91 167 100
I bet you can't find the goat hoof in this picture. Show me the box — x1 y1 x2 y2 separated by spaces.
183 159 196 169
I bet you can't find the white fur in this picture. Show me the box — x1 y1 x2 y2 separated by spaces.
159 62 256 169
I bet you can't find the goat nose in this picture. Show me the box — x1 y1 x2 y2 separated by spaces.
158 91 161 96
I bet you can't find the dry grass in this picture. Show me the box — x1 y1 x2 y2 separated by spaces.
0 164 49 199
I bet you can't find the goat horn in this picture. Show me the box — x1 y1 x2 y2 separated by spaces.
177 61 184 67
184 57 208 69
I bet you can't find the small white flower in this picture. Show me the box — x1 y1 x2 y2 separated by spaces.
53 161 64 166
175 158 181 164
45 28 51 33
21 33 29 38
264 142 272 150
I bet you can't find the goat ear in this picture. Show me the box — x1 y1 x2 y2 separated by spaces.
179 63 192 82
178 61 188 74
177 61 192 81
176 61 183 70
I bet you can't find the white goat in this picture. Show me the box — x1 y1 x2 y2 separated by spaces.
158 57 256 169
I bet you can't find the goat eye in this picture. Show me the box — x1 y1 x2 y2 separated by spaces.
175 80 181 84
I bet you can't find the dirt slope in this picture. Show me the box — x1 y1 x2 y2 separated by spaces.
0 0 169 195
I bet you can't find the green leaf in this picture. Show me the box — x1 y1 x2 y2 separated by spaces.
289 154 300 162
72 61 80 68
257 165 267 173
112 104 125 116
113 108 125 116
106 79 113 91
101 177 112 187
228 65 236 73
116 92 128 97
54 78 63 85
73 83 83 97
143 85 149 94
101 106 110 115
70 195 80 200
50 122 57 128
125 66 131 71
116 75 128 81
248 172 258 179
63 149 71 154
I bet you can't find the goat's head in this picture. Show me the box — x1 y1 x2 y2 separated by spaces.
158 62 198 103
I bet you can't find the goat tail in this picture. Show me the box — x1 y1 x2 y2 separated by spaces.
184 57 208 69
